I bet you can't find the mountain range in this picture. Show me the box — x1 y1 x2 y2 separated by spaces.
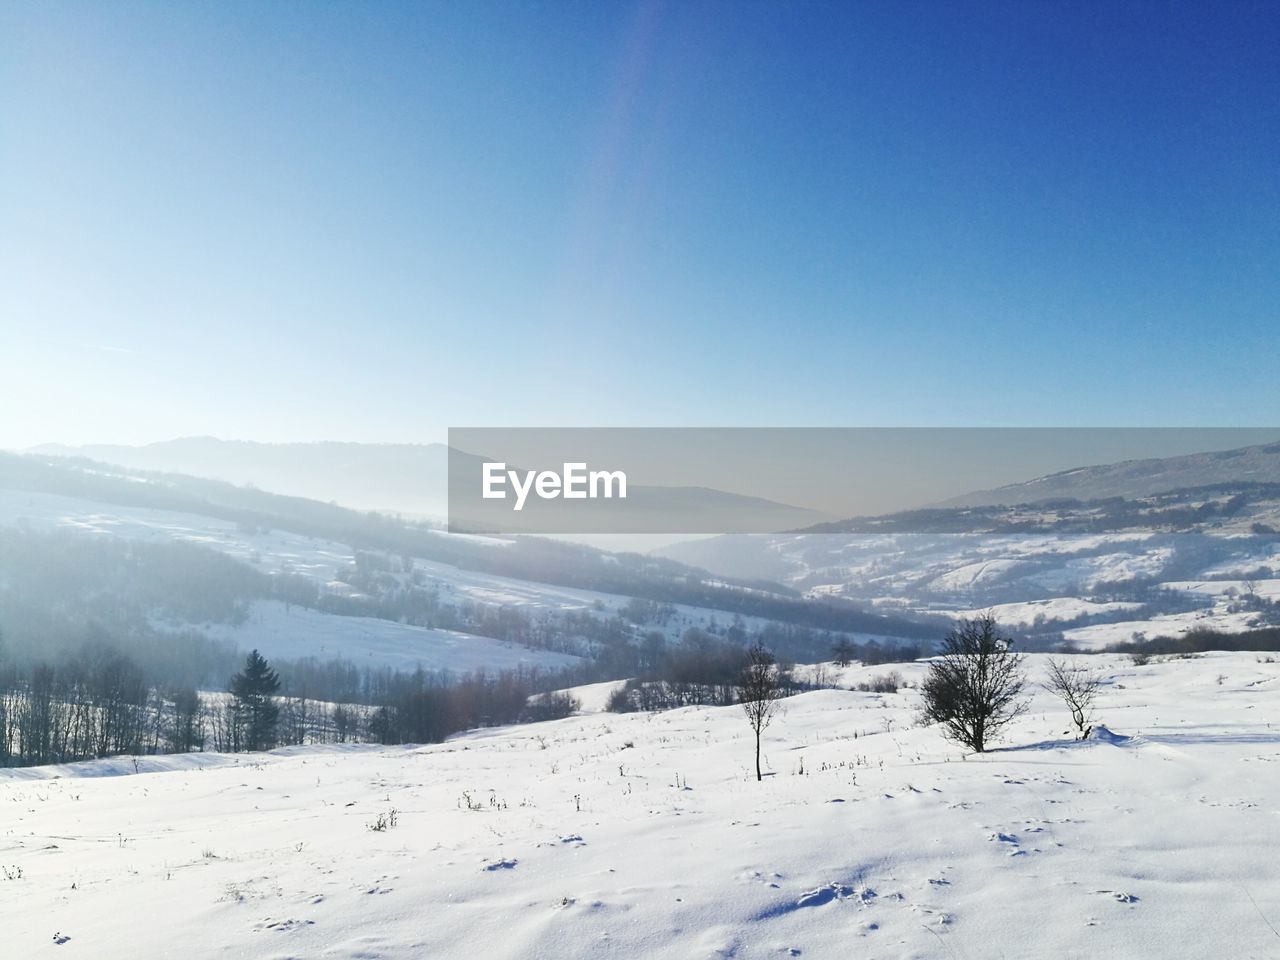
934 440 1280 509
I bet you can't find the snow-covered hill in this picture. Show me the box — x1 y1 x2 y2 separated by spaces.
0 486 913 676
662 524 1280 649
0 487 589 672
194 602 583 674
5 653 1279 958
937 439 1280 508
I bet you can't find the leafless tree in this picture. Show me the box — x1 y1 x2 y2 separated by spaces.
738 643 782 781
1043 657 1102 739
919 615 1027 753
832 638 856 667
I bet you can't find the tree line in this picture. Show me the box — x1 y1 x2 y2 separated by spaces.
0 631 583 767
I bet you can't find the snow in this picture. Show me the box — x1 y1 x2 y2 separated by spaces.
928 557 1026 591
557 679 628 714
0 488 798 653
196 601 583 674
0 487 356 582
5 653 1280 958
1062 608 1267 650
1201 546 1280 578
948 598 1144 627
0 489 617 613
1163 579 1280 601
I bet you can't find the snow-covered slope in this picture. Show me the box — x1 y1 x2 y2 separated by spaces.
5 653 1279 958
662 526 1280 647
194 602 583 673
0 487 358 582
937 439 1280 507
0 487 592 672
0 487 911 674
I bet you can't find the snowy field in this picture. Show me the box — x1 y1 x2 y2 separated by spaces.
195 602 584 674
947 598 1145 628
1062 608 1268 651
4 653 1279 958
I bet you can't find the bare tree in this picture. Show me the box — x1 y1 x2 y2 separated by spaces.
832 638 856 667
738 643 781 781
919 615 1027 753
1043 657 1102 739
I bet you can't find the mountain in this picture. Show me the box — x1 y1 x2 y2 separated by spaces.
31 438 828 535
656 475 1280 651
0 452 935 645
29 437 453 517
936 440 1280 509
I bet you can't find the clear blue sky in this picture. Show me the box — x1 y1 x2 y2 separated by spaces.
2 1 1276 447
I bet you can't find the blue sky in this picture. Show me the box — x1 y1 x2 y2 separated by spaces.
2 1 1277 447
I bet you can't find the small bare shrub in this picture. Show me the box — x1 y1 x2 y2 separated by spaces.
856 671 903 693
1043 657 1103 739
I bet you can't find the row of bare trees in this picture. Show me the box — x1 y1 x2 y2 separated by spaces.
0 653 203 767
0 649 289 766
0 635 586 768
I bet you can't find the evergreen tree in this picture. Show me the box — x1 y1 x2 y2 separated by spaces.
229 649 280 752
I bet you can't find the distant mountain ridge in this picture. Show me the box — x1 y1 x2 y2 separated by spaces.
30 438 454 516
28 437 830 536
936 440 1280 509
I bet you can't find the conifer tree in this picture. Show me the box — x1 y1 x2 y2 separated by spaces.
229 649 281 752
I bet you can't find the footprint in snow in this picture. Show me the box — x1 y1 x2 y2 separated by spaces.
797 885 849 908
989 832 1032 856
912 905 953 926
797 883 877 909
1096 890 1139 904
483 858 518 871
740 870 782 888
255 918 316 932
755 882 858 918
